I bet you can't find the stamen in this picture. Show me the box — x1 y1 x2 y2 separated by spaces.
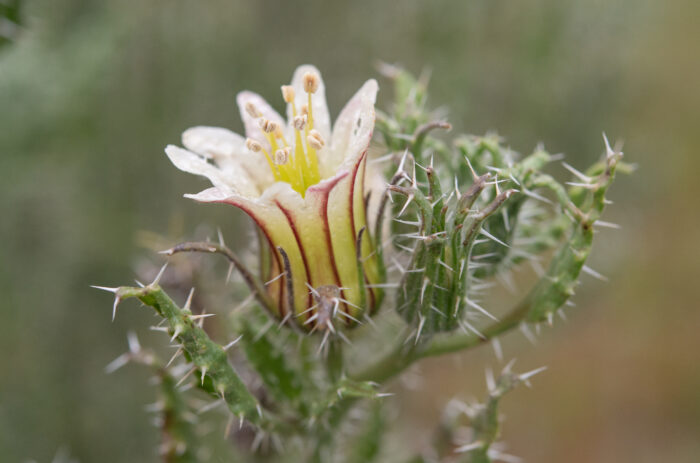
293 115 307 131
303 72 319 94
245 138 262 152
281 85 295 103
300 104 309 116
245 102 261 118
274 125 289 146
247 137 277 181
307 129 325 150
259 118 278 134
274 148 290 165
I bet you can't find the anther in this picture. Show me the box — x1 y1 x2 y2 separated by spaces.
293 115 307 131
307 129 325 150
300 104 309 116
258 118 278 134
245 138 263 152
274 147 290 165
281 85 295 103
303 72 319 94
245 102 260 118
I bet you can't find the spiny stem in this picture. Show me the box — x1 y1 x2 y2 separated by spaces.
116 284 291 433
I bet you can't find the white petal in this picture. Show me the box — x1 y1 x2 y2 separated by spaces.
182 126 273 188
182 126 245 159
327 79 378 178
165 145 259 197
286 64 331 142
184 186 233 203
236 91 285 151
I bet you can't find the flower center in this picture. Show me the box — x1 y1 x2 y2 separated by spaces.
245 71 325 196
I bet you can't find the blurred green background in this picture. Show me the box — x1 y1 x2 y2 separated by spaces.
1 0 698 461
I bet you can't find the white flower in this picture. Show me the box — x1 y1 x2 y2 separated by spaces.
165 65 382 330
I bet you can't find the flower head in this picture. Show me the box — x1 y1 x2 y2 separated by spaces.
165 65 382 331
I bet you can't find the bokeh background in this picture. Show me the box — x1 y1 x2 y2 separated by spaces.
1 0 698 461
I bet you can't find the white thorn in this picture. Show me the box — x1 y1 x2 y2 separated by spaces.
265 271 285 286
183 288 195 311
337 331 352 345
170 325 182 342
594 220 621 229
566 181 596 189
502 208 510 232
398 194 414 217
217 228 225 247
90 285 119 293
602 132 620 159
562 161 593 182
455 441 483 453
466 297 499 322
492 337 503 362
104 354 130 374
519 365 547 382
152 262 168 285
485 367 496 391
112 296 121 322
226 262 234 283
305 282 320 297
464 154 478 179
480 228 510 248
176 367 196 387
127 331 141 353
519 323 537 345
582 265 609 282
414 315 426 345
166 347 183 367
396 149 409 175
502 358 517 374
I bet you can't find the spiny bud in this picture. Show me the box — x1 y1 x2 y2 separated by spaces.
245 102 261 118
281 85 295 103
258 118 278 134
293 115 307 131
274 147 290 165
245 138 262 152
307 129 325 150
303 72 319 94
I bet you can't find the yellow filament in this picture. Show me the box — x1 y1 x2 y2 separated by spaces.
260 147 279 181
